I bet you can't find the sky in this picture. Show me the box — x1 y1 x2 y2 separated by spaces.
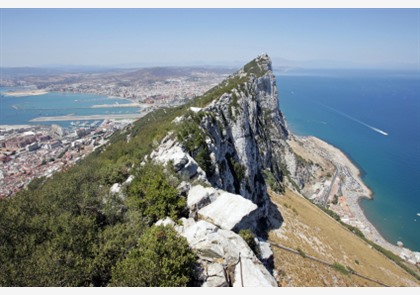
0 8 419 69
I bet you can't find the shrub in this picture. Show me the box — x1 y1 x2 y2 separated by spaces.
297 248 306 258
332 262 350 275
127 163 187 225
263 169 283 194
110 225 197 286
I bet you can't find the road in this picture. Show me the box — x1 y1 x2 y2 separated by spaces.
322 165 339 207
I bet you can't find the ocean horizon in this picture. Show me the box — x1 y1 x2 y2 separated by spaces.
276 68 420 252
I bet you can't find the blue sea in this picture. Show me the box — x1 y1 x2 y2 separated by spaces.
276 69 420 252
0 88 141 128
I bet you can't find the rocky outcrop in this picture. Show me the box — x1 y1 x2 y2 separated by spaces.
170 54 292 232
149 54 304 287
149 134 208 183
147 54 420 287
156 217 278 287
187 185 259 232
202 55 288 204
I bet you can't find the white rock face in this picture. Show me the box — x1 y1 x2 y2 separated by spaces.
190 107 202 113
233 255 276 287
150 134 208 183
190 55 290 230
110 183 121 194
187 184 259 231
198 190 258 231
172 116 183 124
124 175 135 185
257 238 274 262
187 185 217 210
203 263 228 287
155 217 176 227
173 218 278 287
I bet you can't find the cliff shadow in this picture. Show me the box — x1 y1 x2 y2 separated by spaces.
256 198 284 240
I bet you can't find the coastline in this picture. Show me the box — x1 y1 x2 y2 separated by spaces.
288 134 419 263
91 102 148 108
0 124 38 131
3 89 49 97
29 112 149 122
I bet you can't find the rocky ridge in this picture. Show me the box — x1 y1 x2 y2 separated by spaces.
111 54 419 286
146 54 312 286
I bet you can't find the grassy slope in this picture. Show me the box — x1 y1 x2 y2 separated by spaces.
268 188 419 287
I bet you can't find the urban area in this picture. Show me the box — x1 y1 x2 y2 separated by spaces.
0 67 230 198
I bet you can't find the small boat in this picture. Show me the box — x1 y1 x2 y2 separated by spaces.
417 213 420 217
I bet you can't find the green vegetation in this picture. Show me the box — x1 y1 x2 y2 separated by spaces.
193 74 248 108
110 225 197 287
225 154 247 193
0 60 262 286
274 163 300 193
243 59 267 78
297 248 306 258
231 92 239 108
287 176 301 193
263 169 284 194
0 105 195 286
175 111 214 177
0 157 193 286
316 204 341 222
332 262 350 275
127 162 187 225
364 240 420 281
315 202 420 282
294 152 310 168
0 58 274 286
227 154 246 182
343 223 365 239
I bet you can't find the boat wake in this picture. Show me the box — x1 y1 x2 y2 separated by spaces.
319 103 389 136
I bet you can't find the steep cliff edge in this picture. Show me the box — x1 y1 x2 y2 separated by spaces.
147 54 419 286
149 54 290 286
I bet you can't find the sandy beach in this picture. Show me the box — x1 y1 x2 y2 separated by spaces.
3 89 49 97
288 135 416 260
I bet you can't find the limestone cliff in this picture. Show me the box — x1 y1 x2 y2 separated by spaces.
152 54 299 226
143 54 419 286
148 54 306 286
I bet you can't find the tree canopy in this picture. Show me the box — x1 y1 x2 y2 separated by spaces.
110 225 197 287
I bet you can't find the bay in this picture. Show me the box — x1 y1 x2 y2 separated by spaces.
0 87 142 127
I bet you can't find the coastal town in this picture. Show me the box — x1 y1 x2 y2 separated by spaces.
0 66 230 198
0 120 134 198
1 66 231 106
